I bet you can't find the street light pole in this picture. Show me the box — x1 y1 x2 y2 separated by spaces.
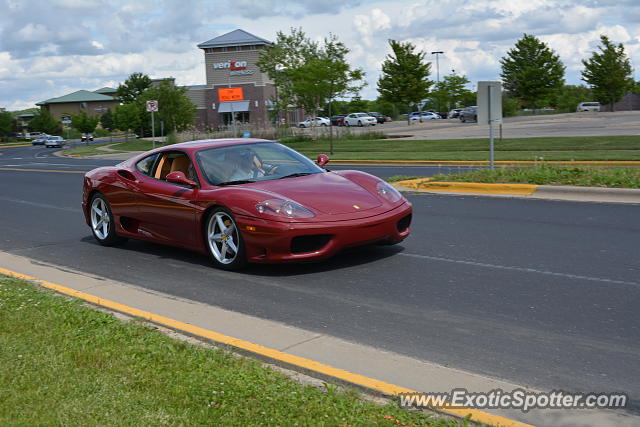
431 51 444 114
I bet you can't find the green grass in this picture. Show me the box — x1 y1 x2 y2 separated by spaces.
65 140 169 156
424 165 640 188
0 276 458 426
64 135 640 161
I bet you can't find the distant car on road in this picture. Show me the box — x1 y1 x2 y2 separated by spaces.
298 117 330 128
330 115 346 126
459 106 478 123
31 135 50 145
81 133 94 142
344 113 377 127
576 102 600 112
410 111 440 121
44 136 66 148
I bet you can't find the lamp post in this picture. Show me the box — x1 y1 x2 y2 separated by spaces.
431 51 444 114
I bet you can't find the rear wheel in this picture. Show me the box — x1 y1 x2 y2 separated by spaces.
89 194 127 246
205 207 247 270
358 121 363 127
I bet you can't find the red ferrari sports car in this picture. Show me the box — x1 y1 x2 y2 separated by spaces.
82 139 412 269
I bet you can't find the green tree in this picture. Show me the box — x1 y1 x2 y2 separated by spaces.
348 96 369 112
100 109 115 132
0 111 13 138
500 34 565 110
71 111 99 139
377 40 433 125
431 73 473 111
28 109 62 135
141 81 196 133
117 72 152 104
548 85 593 113
581 35 634 111
257 28 364 126
113 103 141 141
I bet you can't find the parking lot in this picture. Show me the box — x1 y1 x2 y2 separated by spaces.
334 110 640 140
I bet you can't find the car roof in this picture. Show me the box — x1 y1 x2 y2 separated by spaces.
156 138 275 152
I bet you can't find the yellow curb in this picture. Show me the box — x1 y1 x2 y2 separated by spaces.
395 179 538 195
0 143 32 148
0 167 85 174
327 160 640 166
0 267 532 427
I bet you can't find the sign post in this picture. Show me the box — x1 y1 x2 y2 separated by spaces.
477 82 502 170
146 100 158 149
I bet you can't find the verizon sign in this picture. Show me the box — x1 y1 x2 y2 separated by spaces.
213 60 254 76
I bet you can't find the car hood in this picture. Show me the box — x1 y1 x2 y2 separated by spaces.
248 172 382 215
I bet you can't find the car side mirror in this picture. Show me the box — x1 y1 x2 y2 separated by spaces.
166 171 197 187
316 154 330 167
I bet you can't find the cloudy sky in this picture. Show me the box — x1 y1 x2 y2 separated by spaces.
1 0 639 110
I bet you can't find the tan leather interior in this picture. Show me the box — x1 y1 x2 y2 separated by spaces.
154 155 169 179
170 156 191 175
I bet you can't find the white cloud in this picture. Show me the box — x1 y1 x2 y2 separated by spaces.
1 0 639 110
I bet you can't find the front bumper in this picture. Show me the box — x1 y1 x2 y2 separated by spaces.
235 202 412 263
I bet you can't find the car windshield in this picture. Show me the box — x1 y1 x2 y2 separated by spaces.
196 142 325 186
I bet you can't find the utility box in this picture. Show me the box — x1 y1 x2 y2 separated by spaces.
477 81 502 125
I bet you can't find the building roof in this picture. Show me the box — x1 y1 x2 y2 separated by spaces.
94 87 117 94
37 90 115 105
197 29 272 49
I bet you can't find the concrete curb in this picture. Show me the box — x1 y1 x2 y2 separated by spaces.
393 179 640 204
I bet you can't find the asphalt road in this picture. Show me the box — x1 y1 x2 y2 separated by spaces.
2 144 639 413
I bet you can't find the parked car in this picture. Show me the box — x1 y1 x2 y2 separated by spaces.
410 111 440 121
344 113 377 127
298 117 330 128
330 115 347 126
82 139 412 270
44 136 66 148
576 102 600 112
447 109 463 119
26 131 45 140
367 112 387 124
31 135 50 145
81 133 94 142
459 106 478 123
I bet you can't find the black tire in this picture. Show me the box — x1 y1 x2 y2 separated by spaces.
299 124 305 128
204 207 247 270
345 121 350 127
358 121 363 127
89 193 127 246
321 123 327 127
461 116 466 123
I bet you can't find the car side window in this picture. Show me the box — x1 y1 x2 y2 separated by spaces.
135 153 160 176
153 152 198 182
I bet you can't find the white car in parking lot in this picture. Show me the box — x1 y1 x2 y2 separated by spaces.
297 117 330 128
343 113 377 127
576 102 600 112
44 136 66 148
410 111 441 121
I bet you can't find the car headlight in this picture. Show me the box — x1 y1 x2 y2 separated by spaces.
255 199 315 219
376 181 403 203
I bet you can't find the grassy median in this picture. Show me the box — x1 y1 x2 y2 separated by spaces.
395 165 640 188
64 135 640 161
0 276 458 426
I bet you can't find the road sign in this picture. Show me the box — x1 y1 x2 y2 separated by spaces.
218 87 243 102
146 100 159 112
477 81 502 126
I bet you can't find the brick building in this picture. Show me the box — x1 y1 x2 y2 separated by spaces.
186 29 278 129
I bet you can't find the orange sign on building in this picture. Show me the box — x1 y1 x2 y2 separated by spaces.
218 87 244 102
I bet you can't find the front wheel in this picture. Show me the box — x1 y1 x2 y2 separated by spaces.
345 121 350 127
205 207 247 270
90 194 127 246
358 121 363 127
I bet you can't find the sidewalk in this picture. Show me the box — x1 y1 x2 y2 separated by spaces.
1 251 636 427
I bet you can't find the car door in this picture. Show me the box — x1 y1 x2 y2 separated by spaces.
134 151 201 248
